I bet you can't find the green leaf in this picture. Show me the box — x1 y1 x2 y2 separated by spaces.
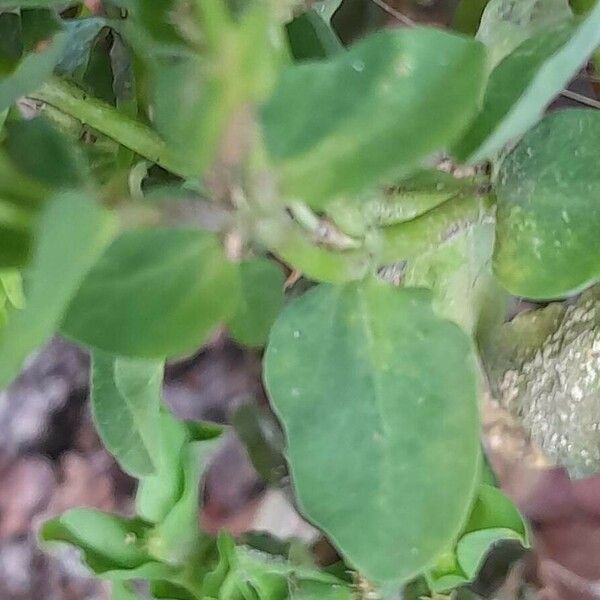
0 223 31 268
4 117 86 187
56 17 109 76
228 259 285 348
454 2 600 162
463 484 527 538
402 219 507 337
207 533 354 600
453 0 490 34
147 436 221 565
456 527 523 579
91 352 163 477
61 228 240 358
264 279 480 584
429 484 527 592
262 28 486 207
493 109 600 299
0 270 24 308
232 403 286 485
286 8 343 61
135 411 188 523
0 192 116 388
40 508 151 571
0 31 66 111
477 0 572 66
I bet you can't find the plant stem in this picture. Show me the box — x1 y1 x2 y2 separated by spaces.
29 77 194 178
376 194 495 264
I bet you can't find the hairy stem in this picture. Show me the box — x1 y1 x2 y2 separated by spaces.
29 77 193 178
376 194 495 264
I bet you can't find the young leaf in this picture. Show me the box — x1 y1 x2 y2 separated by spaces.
402 220 507 337
91 352 163 477
456 528 523 579
493 109 600 299
477 0 572 66
228 258 285 348
60 228 240 358
0 192 116 388
464 484 527 538
0 270 25 309
429 484 527 592
262 28 486 207
147 437 221 565
40 508 151 570
55 17 109 76
454 1 600 162
264 279 481 584
135 412 188 524
286 8 343 61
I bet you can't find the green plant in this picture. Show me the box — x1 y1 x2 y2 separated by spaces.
0 0 598 597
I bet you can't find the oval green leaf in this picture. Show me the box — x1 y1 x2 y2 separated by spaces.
91 352 163 477
228 258 285 348
264 279 481 584
262 28 486 207
493 109 600 299
0 192 116 388
476 0 572 67
454 1 600 163
61 228 240 358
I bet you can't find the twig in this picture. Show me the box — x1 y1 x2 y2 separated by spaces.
368 0 416 27
560 89 600 110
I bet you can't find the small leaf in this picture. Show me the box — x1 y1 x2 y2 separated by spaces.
0 192 116 388
61 228 240 358
91 352 163 477
56 17 108 76
135 412 188 523
40 508 151 571
429 484 527 591
147 437 221 565
262 28 486 207
264 279 480 584
464 484 527 539
0 270 25 308
402 220 507 337
493 109 600 299
228 258 285 347
456 527 523 579
286 8 343 61
454 2 600 162
477 0 572 66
